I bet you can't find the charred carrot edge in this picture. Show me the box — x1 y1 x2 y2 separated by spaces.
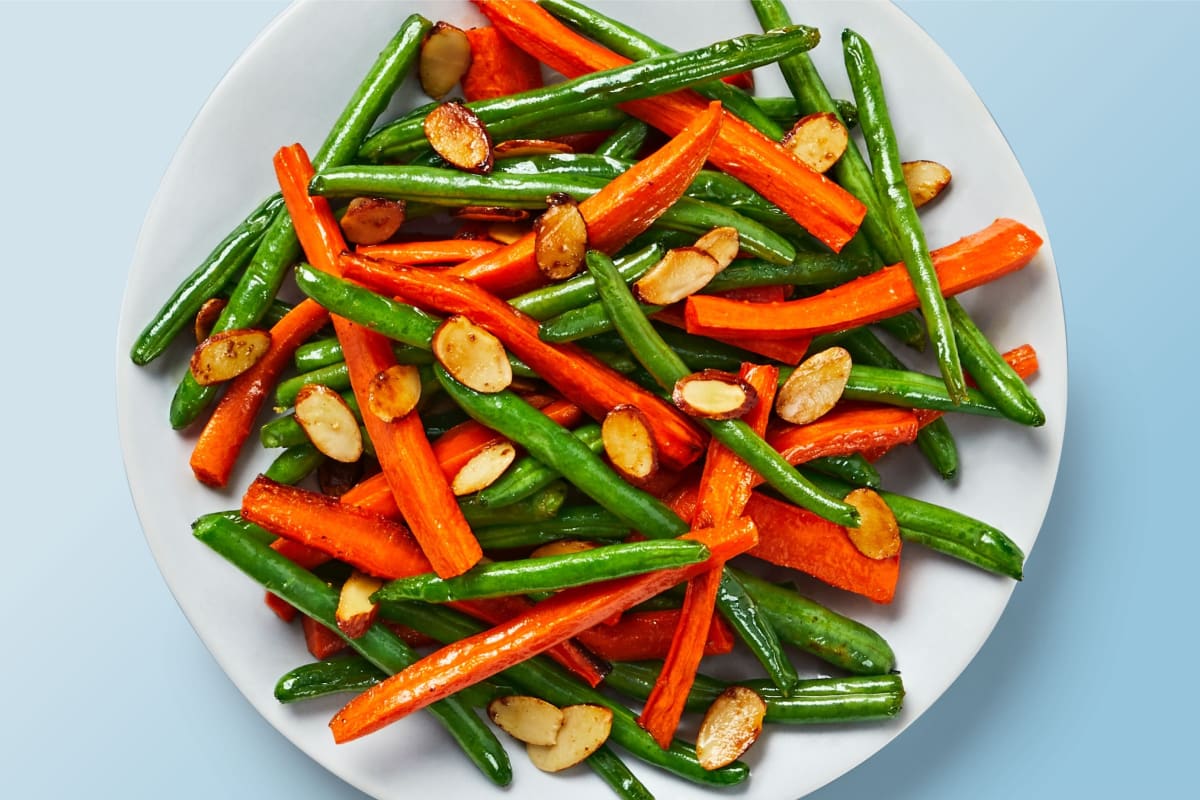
472 0 865 252
654 305 812 366
357 239 503 265
433 398 583 480
638 363 777 748
341 252 707 471
685 218 1044 338
763 405 920 478
575 609 734 662
189 298 330 488
274 143 482 578
329 517 759 742
444 97 724 296
462 24 545 102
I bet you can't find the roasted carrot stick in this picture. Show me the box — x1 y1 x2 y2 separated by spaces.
472 0 865 252
575 609 734 662
653 305 812 366
764 405 920 476
462 25 544 102
357 239 503 265
329 517 759 742
685 218 1044 338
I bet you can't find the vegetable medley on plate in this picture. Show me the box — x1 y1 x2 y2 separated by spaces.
130 0 1047 796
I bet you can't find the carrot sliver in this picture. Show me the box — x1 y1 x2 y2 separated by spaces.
575 609 734 662
763 406 919 477
303 615 349 660
462 25 544 102
653 305 812 365
357 239 503 265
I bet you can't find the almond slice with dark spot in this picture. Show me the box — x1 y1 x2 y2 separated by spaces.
633 247 719 305
194 298 227 343
775 346 852 425
526 704 613 772
294 384 364 463
601 404 659 480
451 441 517 495
425 101 493 174
335 571 383 639
782 111 849 174
902 160 952 208
493 139 576 159
534 194 588 280
488 696 564 747
366 364 422 423
419 21 472 100
432 315 512 393
340 197 406 245
844 488 901 559
673 370 758 420
695 686 767 770
693 226 740 270
190 328 271 385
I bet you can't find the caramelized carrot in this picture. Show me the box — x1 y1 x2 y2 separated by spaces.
462 25 544 101
653 305 812 365
575 609 735 662
356 239 503 265
764 405 920 475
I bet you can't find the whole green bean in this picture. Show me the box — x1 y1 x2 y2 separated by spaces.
192 512 512 786
508 244 662 321
477 423 604 508
838 364 1037 422
947 298 1045 426
592 118 650 160
584 746 655 800
473 507 632 550
805 454 882 489
263 443 325 485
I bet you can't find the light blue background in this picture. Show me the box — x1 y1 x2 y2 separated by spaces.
0 1 1193 797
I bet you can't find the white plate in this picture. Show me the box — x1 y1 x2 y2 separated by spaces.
116 1 1066 798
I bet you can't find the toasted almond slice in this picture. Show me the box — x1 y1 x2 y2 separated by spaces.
493 139 576 159
452 441 517 495
336 571 384 639
190 328 272 385
529 540 598 559
782 111 849 174
902 160 952 208
425 101 493 174
453 206 530 223
602 404 659 480
673 370 758 420
366 364 422 423
419 21 472 100
487 220 532 244
194 298 227 343
633 247 720 305
844 488 902 559
693 226 740 271
775 346 853 425
340 197 406 245
526 704 613 772
534 194 588 280
695 686 767 771
488 696 564 747
294 384 364 463
432 315 513 393
318 459 363 498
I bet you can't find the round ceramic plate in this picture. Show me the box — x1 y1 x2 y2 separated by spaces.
117 2 1066 798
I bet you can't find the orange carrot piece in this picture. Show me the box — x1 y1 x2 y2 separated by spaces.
575 609 734 662
462 25 544 102
341 252 707 470
356 239 502 265
763 405 920 476
329 517 759 742
472 0 866 252
303 615 349 660
444 98 725 296
652 305 813 366
189 298 329 488
685 219 1044 338
265 592 299 624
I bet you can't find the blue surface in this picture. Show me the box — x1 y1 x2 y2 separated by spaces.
0 1 1194 796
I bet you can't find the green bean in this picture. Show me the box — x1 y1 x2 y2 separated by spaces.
754 96 860 130
294 335 433 372
508 244 662 321
358 24 821 163
380 600 748 787
473 507 632 550
261 391 358 448
191 512 512 786
274 362 353 409
375 539 710 604
874 311 928 351
477 424 604 508
805 454 882 489
275 655 385 703
539 298 662 344
263 443 325 485
837 364 1036 421
168 16 433 428
946 298 1045 426
592 117 650 160
584 746 655 800
459 482 568 528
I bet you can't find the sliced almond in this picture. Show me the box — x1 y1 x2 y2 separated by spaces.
633 247 720 305
194 297 227 343
453 206 530 223
487 220 532 244
692 226 740 271
425 101 493 174
672 370 758 420
487 695 564 746
419 21 472 100
451 441 517 496
529 540 598 559
294 384 364 463
902 160 952 208
782 112 849 174
190 328 272 385
366 364 422 423
335 571 383 639
534 194 588 280
844 488 902 559
340 197 406 245
432 315 512 393
601 404 659 480
526 704 613 772
695 686 767 771
775 346 853 425
318 458 363 498
493 139 575 159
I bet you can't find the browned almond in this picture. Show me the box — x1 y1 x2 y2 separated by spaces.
493 139 575 159
672 370 759 420
335 571 384 639
526 704 613 772
693 226 740 271
451 441 517 496
453 206 530 223
424 101 493 174
774 346 853 425
601 404 659 481
903 160 952 208
632 247 720 305
534 194 588 280
194 298 226 343
529 540 598 559
695 686 767 770
366 364 422 423
488 696 564 746
782 111 849 174
487 220 532 244
190 328 272 386
419 21 472 100
432 315 512 393
844 488 902 559
318 458 363 498
294 384 364 463
339 197 406 245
